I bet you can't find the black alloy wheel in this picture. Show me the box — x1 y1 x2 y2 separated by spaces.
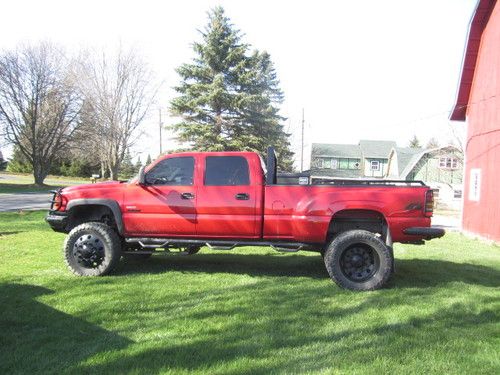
339 244 379 282
73 233 105 269
323 229 393 291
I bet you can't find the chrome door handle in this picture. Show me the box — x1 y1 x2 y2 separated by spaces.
181 192 195 199
235 193 250 200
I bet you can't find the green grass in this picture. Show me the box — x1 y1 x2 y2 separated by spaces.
1 211 499 374
0 183 66 194
0 173 92 193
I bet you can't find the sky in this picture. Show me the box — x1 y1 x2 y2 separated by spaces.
0 0 476 169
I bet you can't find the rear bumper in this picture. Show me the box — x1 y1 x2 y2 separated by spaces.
403 227 445 240
45 212 68 233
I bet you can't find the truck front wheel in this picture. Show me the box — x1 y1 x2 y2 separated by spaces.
323 230 392 291
63 222 122 276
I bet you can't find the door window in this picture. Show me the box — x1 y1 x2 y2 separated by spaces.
145 157 195 185
205 156 250 186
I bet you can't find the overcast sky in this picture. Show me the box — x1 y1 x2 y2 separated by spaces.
0 0 476 168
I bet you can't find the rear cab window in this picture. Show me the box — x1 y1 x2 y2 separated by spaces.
205 156 250 186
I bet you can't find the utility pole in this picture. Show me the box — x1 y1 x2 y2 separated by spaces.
301 108 305 172
159 108 163 155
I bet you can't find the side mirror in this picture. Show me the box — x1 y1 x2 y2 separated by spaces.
137 166 146 185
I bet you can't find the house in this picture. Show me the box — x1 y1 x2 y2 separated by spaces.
450 0 500 241
309 140 396 179
387 146 464 209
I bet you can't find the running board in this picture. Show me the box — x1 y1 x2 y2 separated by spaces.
125 238 316 252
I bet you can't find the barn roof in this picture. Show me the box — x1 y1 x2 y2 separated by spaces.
450 0 497 121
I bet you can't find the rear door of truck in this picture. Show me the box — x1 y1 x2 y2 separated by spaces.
195 153 262 238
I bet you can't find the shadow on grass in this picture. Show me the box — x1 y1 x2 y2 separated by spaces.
0 283 131 375
117 252 500 288
0 231 21 237
73 277 499 374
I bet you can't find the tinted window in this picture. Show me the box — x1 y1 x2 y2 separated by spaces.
205 156 250 186
145 157 194 185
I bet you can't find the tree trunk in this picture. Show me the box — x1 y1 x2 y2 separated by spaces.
100 161 107 180
33 163 48 186
109 163 119 181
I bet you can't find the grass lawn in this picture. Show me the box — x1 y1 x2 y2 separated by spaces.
0 173 91 194
0 211 499 374
0 183 66 194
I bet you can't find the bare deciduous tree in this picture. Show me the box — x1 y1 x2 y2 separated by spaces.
77 47 156 180
0 43 82 185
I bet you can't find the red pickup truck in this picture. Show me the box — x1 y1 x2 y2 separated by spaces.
46 147 444 290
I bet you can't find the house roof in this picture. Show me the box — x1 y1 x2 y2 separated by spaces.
450 0 497 121
359 140 396 159
391 147 423 176
399 146 461 179
311 143 361 158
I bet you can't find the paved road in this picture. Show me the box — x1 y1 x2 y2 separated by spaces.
432 215 461 232
0 193 51 212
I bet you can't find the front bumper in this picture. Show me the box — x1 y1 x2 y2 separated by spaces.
45 211 68 233
403 226 445 240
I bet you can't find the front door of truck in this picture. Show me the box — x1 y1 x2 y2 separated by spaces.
123 156 197 236
196 155 258 238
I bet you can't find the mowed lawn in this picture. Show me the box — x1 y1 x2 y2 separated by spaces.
0 212 499 374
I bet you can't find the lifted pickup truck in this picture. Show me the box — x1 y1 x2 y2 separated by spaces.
46 147 444 290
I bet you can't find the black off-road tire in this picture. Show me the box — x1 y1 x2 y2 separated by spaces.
63 222 122 276
323 230 393 291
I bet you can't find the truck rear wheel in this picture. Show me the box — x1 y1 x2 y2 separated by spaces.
63 222 121 276
323 230 392 291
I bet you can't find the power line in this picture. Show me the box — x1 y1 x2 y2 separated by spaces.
389 94 498 129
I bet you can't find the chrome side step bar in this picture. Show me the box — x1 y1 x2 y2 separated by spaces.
125 238 317 253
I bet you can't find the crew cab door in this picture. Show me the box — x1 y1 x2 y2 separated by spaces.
196 155 258 238
123 156 197 236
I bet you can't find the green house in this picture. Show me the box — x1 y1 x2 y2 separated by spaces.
308 140 396 179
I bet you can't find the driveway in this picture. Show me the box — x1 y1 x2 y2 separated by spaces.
432 214 461 232
0 193 51 212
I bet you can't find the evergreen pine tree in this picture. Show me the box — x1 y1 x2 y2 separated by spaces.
146 154 152 165
409 135 421 149
6 146 32 173
120 149 136 178
135 156 142 171
170 6 294 171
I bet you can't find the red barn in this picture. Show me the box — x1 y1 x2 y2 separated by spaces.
450 0 500 241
